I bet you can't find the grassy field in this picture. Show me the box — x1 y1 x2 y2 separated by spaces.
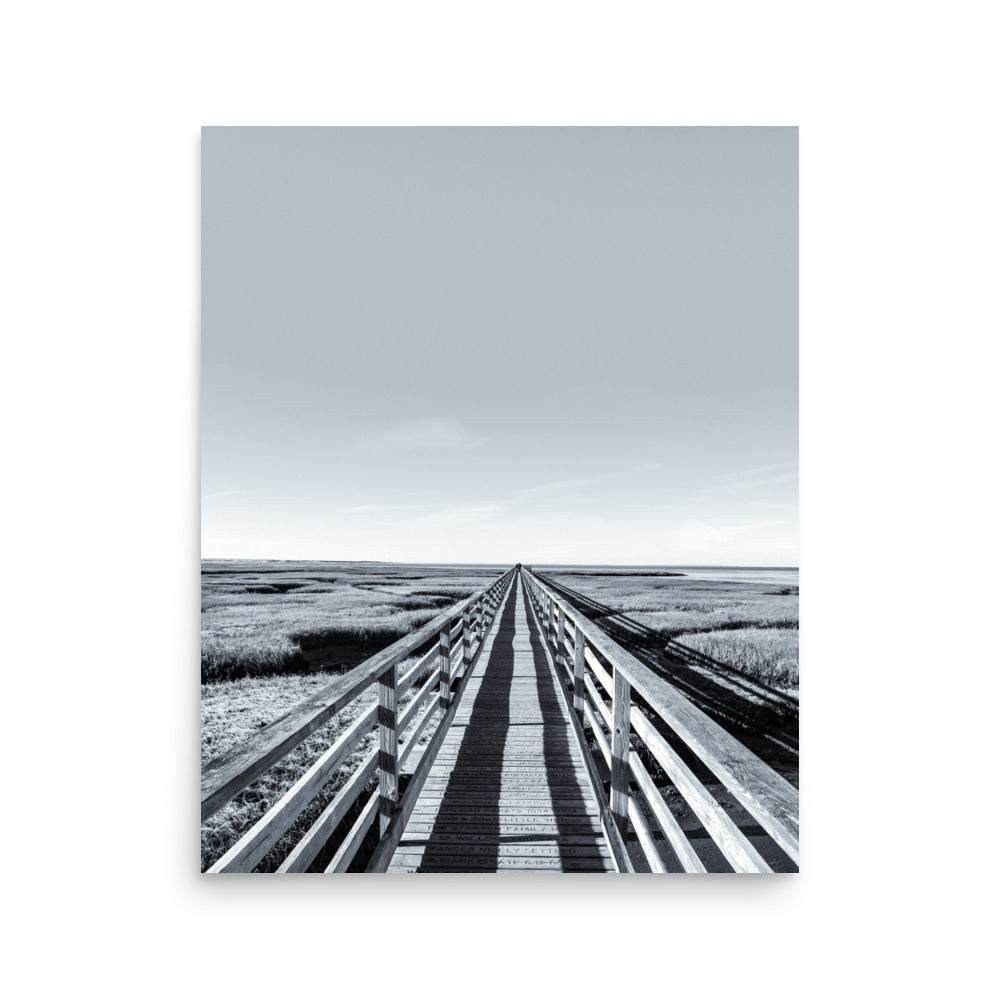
201 660 435 872
200 561 502 870
200 561 797 869
201 560 503 681
676 628 798 688
541 566 799 690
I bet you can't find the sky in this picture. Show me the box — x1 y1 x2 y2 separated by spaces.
202 127 797 565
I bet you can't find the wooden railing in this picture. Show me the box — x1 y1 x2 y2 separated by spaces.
521 568 799 873
202 566 518 873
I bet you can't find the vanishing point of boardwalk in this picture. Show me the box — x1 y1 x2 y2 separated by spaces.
388 578 613 872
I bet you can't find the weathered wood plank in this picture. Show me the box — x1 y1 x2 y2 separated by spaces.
277 751 378 872
388 853 609 872
554 604 564 676
400 822 605 836
584 697 612 768
610 667 631 836
628 798 667 873
385 574 621 873
397 666 440 735
585 666 767 872
377 664 398 837
407 800 598 812
573 628 586 714
629 708 772 873
629 750 707 873
325 792 378 873
207 701 378 873
438 624 451 714
391 842 610 859
462 608 471 675
313 679 448 874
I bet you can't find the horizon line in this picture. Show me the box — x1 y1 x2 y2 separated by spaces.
200 556 800 569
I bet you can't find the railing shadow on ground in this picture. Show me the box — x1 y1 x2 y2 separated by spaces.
415 584 519 870
414 581 607 871
528 588 607 870
535 572 799 782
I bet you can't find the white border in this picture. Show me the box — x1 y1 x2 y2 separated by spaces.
4 2 996 996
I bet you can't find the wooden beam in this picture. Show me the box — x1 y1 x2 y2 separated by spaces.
629 750 707 873
377 664 399 837
438 623 451 714
277 752 378 873
462 607 471 675
207 701 378 873
610 668 631 837
324 691 442 874
629 709 772 873
325 794 379 873
587 660 769 872
628 798 666 873
554 604 564 675
573 628 586 715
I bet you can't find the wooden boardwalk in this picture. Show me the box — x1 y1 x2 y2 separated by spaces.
202 565 798 874
387 576 614 872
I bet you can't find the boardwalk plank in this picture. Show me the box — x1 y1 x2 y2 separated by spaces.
387 577 615 873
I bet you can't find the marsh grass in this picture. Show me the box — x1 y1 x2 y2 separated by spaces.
201 561 501 681
200 561 502 869
547 569 799 688
675 628 799 689
201 657 437 871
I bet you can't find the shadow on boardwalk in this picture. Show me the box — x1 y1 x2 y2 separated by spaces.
416 584 518 870
413 580 608 872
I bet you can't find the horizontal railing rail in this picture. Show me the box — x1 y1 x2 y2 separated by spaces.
202 566 518 873
521 567 799 873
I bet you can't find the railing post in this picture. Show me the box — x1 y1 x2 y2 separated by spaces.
438 623 452 714
462 607 471 674
554 605 564 675
377 663 399 837
573 628 586 714
610 666 631 837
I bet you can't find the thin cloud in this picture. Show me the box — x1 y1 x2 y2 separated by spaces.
509 463 661 503
512 476 596 500
337 503 440 513
203 490 246 500
716 463 789 482
365 417 487 451
405 505 503 530
700 465 797 498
